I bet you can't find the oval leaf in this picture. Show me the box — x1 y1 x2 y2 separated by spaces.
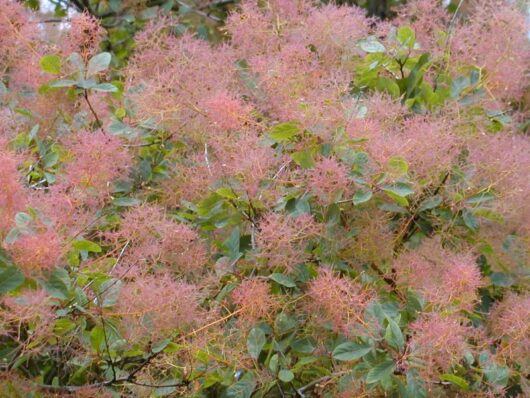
0 266 25 294
332 342 372 361
73 239 102 253
358 36 386 53
40 54 61 74
352 190 373 205
87 52 112 77
247 327 266 360
269 122 300 142
92 83 118 92
278 369 294 383
270 273 296 288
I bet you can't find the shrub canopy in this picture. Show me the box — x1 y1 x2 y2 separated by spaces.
0 0 529 397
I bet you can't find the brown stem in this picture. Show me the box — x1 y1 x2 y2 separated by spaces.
84 89 102 128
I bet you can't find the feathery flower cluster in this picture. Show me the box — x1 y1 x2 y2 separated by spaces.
60 12 104 60
451 0 530 100
395 0 449 58
0 289 55 348
59 130 132 207
108 205 208 275
362 115 458 178
115 273 202 341
303 4 368 67
214 134 279 198
161 153 215 205
231 278 277 326
394 239 482 310
408 312 472 380
469 133 530 235
201 91 253 132
5 229 62 277
126 30 237 134
347 207 395 266
0 0 38 77
488 293 530 372
256 212 321 271
308 268 374 336
307 157 352 203
0 147 26 233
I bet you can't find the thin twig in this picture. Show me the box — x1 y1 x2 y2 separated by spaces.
84 89 102 128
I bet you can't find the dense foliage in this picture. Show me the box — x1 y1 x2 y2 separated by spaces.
32 0 405 66
1 0 529 397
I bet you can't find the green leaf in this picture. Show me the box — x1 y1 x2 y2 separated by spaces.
388 157 409 175
90 325 105 352
462 209 479 231
270 273 296 288
268 354 279 372
405 53 430 99
76 79 97 89
439 374 469 391
417 195 442 212
332 342 372 361
49 79 77 88
225 373 256 398
385 191 409 207
278 369 294 383
92 83 118 92
152 339 171 354
404 371 426 398
269 122 300 142
489 272 514 287
366 359 395 384
382 182 414 197
112 197 141 207
465 192 495 205
73 239 102 253
215 282 237 303
376 77 400 98
0 266 25 294
68 52 85 75
290 337 315 354
216 187 238 199
291 150 314 169
352 189 373 205
40 54 61 74
54 318 76 335
223 227 241 261
42 151 59 168
384 318 405 350
87 52 112 76
42 268 70 300
482 362 509 387
274 313 297 334
101 279 122 307
397 26 416 48
28 124 40 140
247 327 266 360
358 36 386 53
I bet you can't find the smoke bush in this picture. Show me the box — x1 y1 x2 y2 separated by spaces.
0 0 528 396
